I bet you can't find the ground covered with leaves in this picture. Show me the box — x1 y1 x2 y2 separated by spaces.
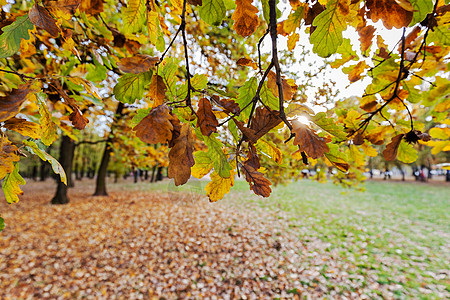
0 178 449 299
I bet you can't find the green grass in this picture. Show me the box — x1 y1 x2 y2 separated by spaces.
112 178 449 298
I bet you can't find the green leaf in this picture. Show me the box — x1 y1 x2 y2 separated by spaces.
199 0 226 26
236 76 257 119
176 74 208 99
428 23 450 46
204 135 232 178
397 140 418 163
324 144 349 172
0 14 34 58
86 63 107 82
0 216 4 232
256 138 282 164
312 112 347 140
310 0 347 58
23 140 67 185
36 92 58 146
2 163 26 204
113 71 152 104
191 151 214 178
330 38 358 68
409 0 433 25
260 82 278 111
122 0 146 33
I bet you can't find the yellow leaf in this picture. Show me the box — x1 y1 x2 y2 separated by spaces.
232 0 259 37
3 117 41 139
0 136 20 180
36 93 58 146
287 33 299 51
2 163 26 204
361 141 378 157
256 139 282 164
349 144 365 166
205 171 234 202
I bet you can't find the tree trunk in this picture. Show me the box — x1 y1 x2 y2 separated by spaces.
51 135 75 205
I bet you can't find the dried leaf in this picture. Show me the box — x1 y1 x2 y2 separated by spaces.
149 74 167 107
0 84 30 122
292 120 329 159
244 144 260 170
267 71 294 101
366 0 413 29
0 136 20 180
216 97 240 115
197 98 219 136
3 118 41 139
232 0 260 37
117 55 159 74
358 25 375 53
382 134 404 161
29 3 60 37
241 164 271 197
69 109 89 130
168 124 195 186
133 104 174 144
236 57 258 70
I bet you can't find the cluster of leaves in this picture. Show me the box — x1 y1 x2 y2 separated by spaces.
0 0 449 222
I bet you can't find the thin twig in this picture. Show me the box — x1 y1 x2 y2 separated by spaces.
258 28 270 72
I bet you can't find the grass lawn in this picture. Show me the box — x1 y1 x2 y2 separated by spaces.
117 178 450 298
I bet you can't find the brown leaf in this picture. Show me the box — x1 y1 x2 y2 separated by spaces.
168 124 195 186
244 144 260 170
232 0 260 37
133 104 174 144
0 84 30 123
29 3 60 37
215 97 240 115
196 98 218 136
43 0 81 15
241 164 271 197
0 136 20 180
168 113 182 148
187 0 202 5
358 25 375 53
366 0 413 29
292 120 329 159
236 58 258 70
267 71 294 101
117 55 159 74
79 0 104 15
403 26 421 51
69 109 89 130
382 134 404 161
305 2 325 25
234 107 282 144
3 117 41 139
149 75 167 107
347 61 367 83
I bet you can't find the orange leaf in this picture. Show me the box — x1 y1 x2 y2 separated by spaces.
79 0 104 15
241 164 271 197
267 71 294 101
366 0 413 29
382 134 404 161
149 74 167 107
0 136 20 180
292 120 329 159
197 98 218 136
168 124 195 186
117 55 159 74
236 57 258 70
43 0 81 15
232 0 260 37
0 84 30 123
234 107 282 144
29 3 61 37
69 109 89 130
215 97 240 114
358 25 375 54
133 104 174 144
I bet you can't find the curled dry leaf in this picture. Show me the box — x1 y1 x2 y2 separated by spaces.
241 164 272 198
168 123 195 186
232 0 260 37
215 97 240 115
133 104 174 144
382 134 404 161
244 144 260 170
235 107 282 144
358 25 376 53
197 98 218 136
236 57 258 70
0 83 30 123
117 54 159 74
29 3 61 37
69 109 89 130
292 120 329 159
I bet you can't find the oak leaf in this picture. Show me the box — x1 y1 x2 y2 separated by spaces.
2 163 25 204
244 144 260 170
0 137 20 180
79 0 104 15
191 151 214 178
3 118 41 139
149 74 167 107
366 0 413 29
168 124 195 186
292 120 329 159
232 0 260 37
382 134 404 161
241 164 271 197
197 97 219 136
29 3 60 37
248 107 282 143
205 171 234 202
117 55 159 74
358 25 375 54
69 109 89 130
236 57 258 70
216 97 240 115
267 71 294 101
43 0 81 14
133 104 174 144
0 84 30 122
324 143 350 172
0 15 34 58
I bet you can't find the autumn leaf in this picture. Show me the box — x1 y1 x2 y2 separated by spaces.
122 0 146 33
43 0 81 16
397 140 418 163
382 134 404 161
29 3 60 37
256 138 282 164
79 0 104 15
267 71 294 101
113 71 152 104
236 57 258 70
36 92 58 146
366 0 413 29
343 61 367 83
205 171 234 202
324 144 350 172
236 77 257 118
197 98 219 136
232 0 260 37
0 15 34 58
358 25 376 54
23 140 67 185
69 109 89 130
117 55 159 74
3 118 41 139
149 75 167 107
0 136 20 180
236 107 282 144
0 84 31 122
2 163 26 204
216 97 240 115
203 135 232 178
292 120 329 159
133 104 174 144
168 124 195 186
191 151 214 178
311 112 347 140
241 164 271 198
